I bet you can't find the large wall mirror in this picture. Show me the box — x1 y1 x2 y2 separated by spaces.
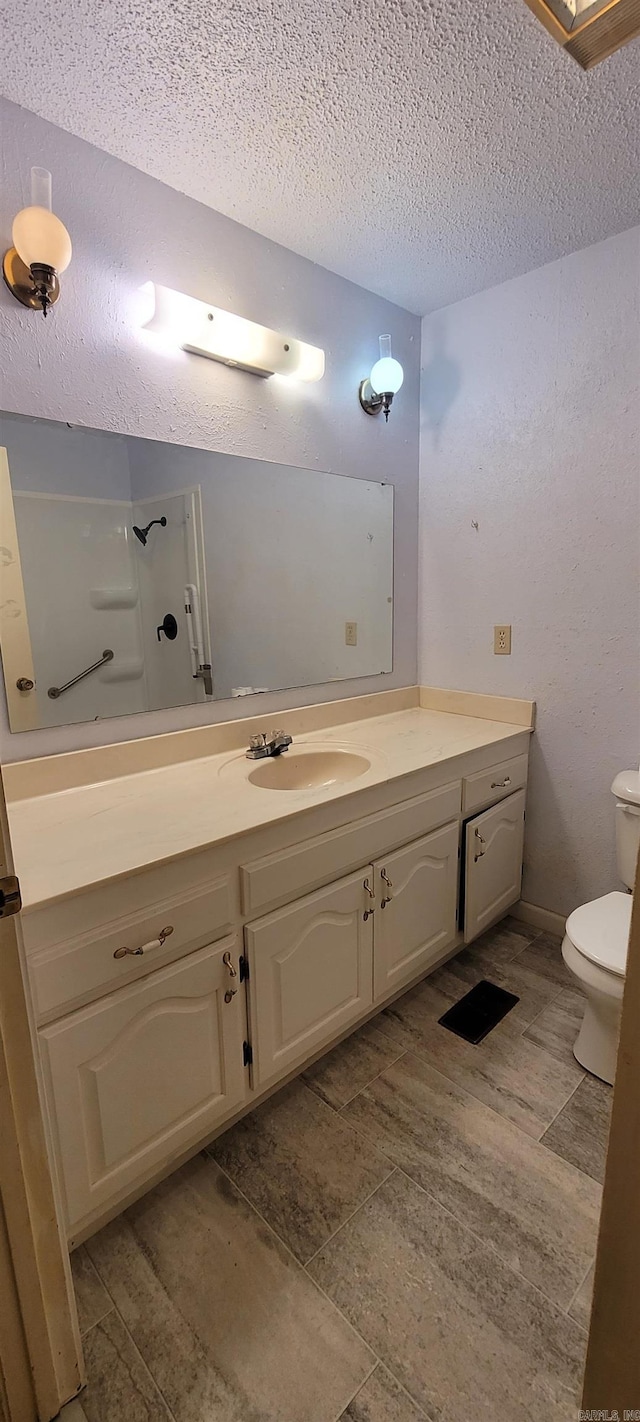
0 412 394 732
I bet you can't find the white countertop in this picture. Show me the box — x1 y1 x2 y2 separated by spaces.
8 705 531 910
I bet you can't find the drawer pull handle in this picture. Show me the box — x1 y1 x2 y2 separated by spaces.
113 925 174 959
380 868 393 908
491 777 511 790
474 830 486 863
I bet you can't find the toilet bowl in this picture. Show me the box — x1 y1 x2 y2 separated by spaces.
561 768 639 1085
562 891 630 1084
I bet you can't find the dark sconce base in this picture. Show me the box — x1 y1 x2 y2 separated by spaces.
358 379 394 423
2 249 60 316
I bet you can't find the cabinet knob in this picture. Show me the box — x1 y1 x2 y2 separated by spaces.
16 677 34 692
474 830 487 863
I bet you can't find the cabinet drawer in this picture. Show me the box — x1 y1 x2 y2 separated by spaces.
29 870 234 1024
40 936 247 1234
241 780 461 916
462 754 528 817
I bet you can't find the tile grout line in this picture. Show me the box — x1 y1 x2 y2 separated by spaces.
304 1046 410 1115
564 1255 595 1328
71 1247 116 1337
536 1071 588 1140
355 1014 587 1147
389 1163 593 1324
328 1358 379 1422
303 1164 398 1267
337 1041 579 1155
331 1359 433 1422
329 1101 599 1321
81 1300 179 1421
209 1154 384 1373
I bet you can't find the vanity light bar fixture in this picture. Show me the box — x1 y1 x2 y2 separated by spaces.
141 283 325 381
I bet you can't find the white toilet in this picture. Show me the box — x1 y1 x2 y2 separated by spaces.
561 770 639 1085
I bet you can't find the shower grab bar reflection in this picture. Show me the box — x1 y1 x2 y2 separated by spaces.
48 648 114 699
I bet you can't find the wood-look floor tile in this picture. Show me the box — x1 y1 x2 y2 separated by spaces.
524 988 586 1068
515 932 573 988
302 1021 406 1109
377 976 583 1137
209 1079 393 1262
70 1245 113 1335
541 1075 613 1183
86 1153 373 1422
81 1310 172 1422
342 1053 601 1309
569 1265 594 1332
308 1171 586 1422
339 1363 428 1420
463 918 540 967
499 915 542 943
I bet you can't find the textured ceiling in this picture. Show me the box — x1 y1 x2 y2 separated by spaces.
1 0 639 313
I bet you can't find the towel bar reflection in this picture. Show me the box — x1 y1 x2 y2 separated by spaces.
48 648 114 699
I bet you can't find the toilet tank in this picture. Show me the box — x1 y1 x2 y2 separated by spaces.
612 770 640 889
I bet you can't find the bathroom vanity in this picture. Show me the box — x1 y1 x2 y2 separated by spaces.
5 687 534 1244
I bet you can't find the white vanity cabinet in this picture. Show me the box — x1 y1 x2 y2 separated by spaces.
245 871 374 1090
22 738 531 1240
372 821 459 999
39 936 247 1229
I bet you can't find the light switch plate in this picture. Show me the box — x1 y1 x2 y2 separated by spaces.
494 625 512 654
345 621 358 646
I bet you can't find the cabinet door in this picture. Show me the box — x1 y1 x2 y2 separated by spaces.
464 789 526 944
245 871 373 1090
40 937 247 1233
373 821 459 1000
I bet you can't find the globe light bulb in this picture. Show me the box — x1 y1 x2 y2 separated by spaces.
12 207 72 274
369 334 404 395
370 355 404 395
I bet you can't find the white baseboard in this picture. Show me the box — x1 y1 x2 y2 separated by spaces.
512 899 566 937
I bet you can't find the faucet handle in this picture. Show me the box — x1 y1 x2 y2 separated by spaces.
249 733 267 749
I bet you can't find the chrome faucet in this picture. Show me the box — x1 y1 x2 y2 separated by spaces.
246 730 293 760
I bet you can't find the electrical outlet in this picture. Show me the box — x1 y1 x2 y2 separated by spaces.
494 624 512 655
345 621 358 646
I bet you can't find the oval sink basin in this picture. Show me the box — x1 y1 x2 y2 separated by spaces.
247 749 371 791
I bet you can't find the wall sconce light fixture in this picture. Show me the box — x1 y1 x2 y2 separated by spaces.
3 168 72 318
141 283 325 381
358 335 404 422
